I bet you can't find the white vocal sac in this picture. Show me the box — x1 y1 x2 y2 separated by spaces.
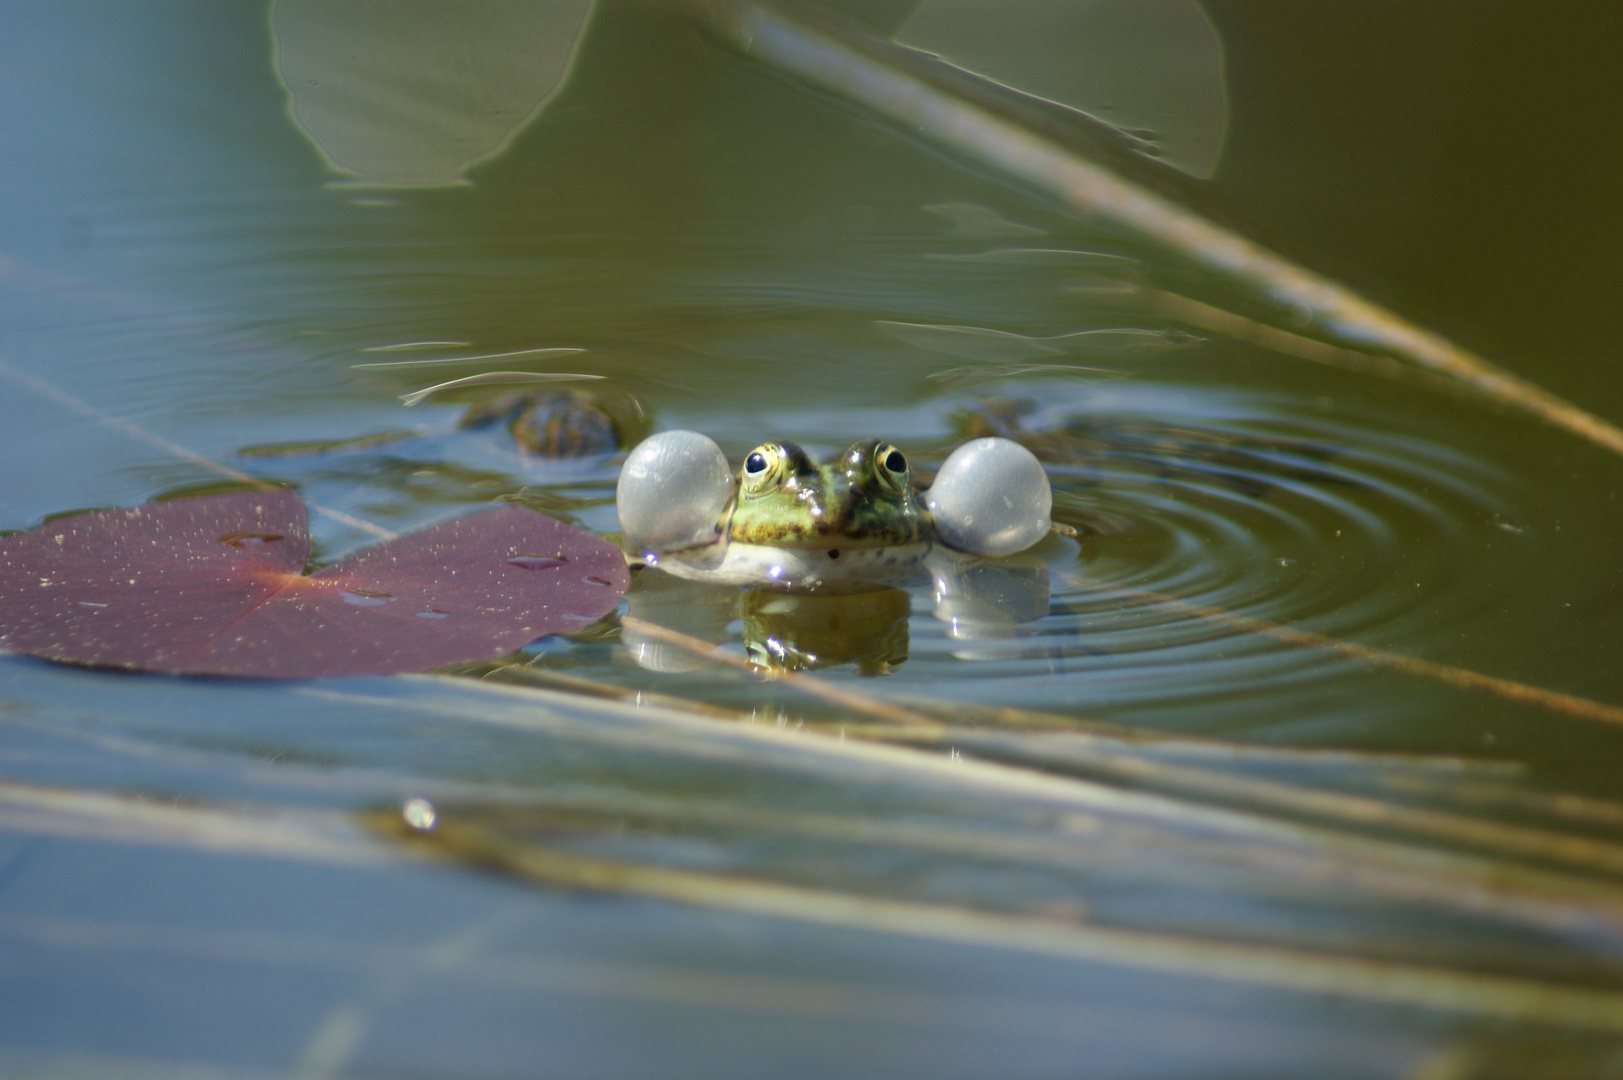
924 437 1052 556
616 430 734 552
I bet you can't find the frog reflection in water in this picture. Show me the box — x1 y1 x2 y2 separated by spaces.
617 431 1056 673
740 586 912 676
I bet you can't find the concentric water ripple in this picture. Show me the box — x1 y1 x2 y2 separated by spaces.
216 367 1526 735
884 381 1523 727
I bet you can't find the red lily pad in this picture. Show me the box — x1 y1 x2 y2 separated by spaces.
0 490 627 678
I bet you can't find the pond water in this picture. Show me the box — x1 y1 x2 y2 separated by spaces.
4 3 1623 1077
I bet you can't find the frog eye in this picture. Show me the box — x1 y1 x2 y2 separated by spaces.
741 443 782 494
874 443 910 492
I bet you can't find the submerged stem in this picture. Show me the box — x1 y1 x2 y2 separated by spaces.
395 815 1623 1035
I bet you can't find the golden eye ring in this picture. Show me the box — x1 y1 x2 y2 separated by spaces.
741 443 783 495
874 442 909 493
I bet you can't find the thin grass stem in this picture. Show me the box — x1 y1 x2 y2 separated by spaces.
686 1 1623 459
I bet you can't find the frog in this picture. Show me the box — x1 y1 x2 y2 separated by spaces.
458 387 648 457
616 430 1053 590
687 437 931 588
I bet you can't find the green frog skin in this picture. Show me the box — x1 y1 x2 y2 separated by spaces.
654 438 933 589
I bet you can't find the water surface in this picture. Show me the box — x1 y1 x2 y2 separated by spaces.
4 3 1623 1076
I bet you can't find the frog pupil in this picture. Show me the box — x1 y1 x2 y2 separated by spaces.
745 452 767 473
884 449 906 473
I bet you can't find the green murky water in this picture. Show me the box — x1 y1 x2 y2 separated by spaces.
4 3 1623 1077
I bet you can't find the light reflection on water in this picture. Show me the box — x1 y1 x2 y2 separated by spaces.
609 380 1519 736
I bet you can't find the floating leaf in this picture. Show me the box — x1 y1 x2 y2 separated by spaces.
0 491 627 678
271 0 595 185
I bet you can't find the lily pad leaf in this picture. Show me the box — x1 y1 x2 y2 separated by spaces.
0 491 627 678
